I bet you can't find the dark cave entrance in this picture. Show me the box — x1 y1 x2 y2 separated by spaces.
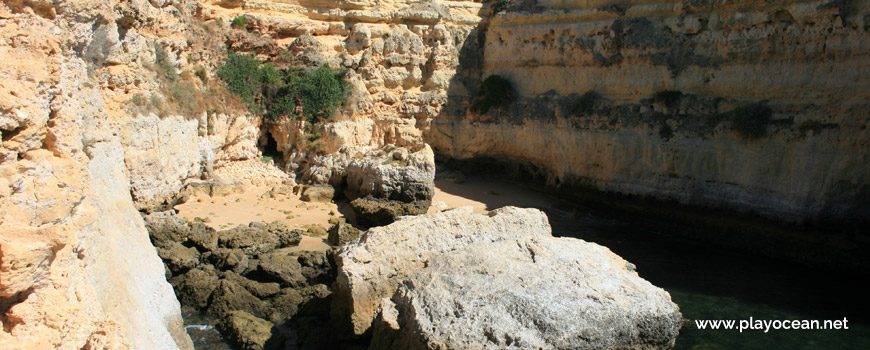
260 132 280 158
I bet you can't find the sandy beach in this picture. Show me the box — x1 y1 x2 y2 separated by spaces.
173 173 558 253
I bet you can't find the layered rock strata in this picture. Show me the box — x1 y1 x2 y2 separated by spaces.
427 0 870 223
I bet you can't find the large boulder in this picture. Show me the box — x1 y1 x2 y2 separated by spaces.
217 311 283 350
170 268 220 309
218 223 280 256
350 196 430 228
342 144 436 203
265 221 302 247
300 184 335 202
256 250 307 288
204 248 250 274
157 241 200 275
370 235 683 350
143 210 190 248
208 279 268 319
188 221 219 252
332 207 551 336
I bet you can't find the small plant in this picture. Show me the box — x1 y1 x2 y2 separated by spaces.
659 124 674 141
731 103 772 139
492 0 508 14
231 16 248 29
653 90 683 109
154 43 177 82
194 66 208 82
149 93 165 113
570 90 601 115
129 93 146 107
470 75 515 115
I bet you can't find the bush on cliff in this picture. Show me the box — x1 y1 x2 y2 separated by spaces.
217 52 349 122
570 90 601 116
731 103 772 139
470 75 515 115
230 16 248 29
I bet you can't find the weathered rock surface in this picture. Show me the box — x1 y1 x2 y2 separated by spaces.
333 206 552 336
300 184 336 202
427 0 870 224
218 311 281 350
350 196 431 228
300 144 436 202
256 250 307 288
370 235 682 350
170 268 220 309
144 210 333 348
328 221 362 246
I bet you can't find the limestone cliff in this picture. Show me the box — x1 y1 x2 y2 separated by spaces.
195 0 869 223
427 0 870 223
0 0 259 348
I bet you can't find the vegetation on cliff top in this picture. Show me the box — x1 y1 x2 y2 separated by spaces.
217 52 349 122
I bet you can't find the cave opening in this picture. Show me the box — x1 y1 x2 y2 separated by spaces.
259 132 280 159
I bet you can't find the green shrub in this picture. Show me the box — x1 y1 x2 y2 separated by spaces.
470 75 515 115
231 16 248 29
492 0 508 14
731 103 772 139
217 53 349 122
154 43 177 82
653 90 682 109
659 124 674 141
194 66 208 82
570 90 600 115
217 52 262 110
129 93 146 107
294 65 348 122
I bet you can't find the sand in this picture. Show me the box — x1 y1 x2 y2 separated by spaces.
430 178 556 214
173 175 557 252
174 185 341 251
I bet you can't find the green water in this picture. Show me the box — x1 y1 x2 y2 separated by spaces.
544 207 870 350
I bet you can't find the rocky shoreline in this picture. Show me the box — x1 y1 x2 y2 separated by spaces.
146 193 682 350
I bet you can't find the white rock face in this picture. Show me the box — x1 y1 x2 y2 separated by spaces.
81 141 194 350
334 207 682 349
371 235 682 350
301 143 436 202
332 207 552 336
121 112 261 211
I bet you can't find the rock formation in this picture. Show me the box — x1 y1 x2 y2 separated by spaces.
144 210 332 349
334 207 682 348
427 0 870 223
301 143 437 226
334 206 552 336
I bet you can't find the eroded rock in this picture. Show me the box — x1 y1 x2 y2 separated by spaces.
333 206 551 336
350 196 430 228
218 311 282 350
370 235 682 350
300 184 335 202
328 221 362 246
